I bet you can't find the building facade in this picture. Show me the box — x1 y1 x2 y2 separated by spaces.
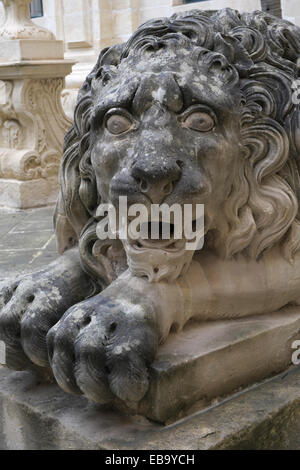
0 0 299 115
21 0 300 115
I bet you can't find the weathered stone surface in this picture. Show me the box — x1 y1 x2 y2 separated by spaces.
0 0 55 41
1 305 300 425
0 40 64 62
1 364 300 449
137 308 300 423
1 8 300 424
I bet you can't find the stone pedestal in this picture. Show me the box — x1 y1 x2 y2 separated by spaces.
136 307 300 423
1 329 300 449
1 306 300 441
0 0 74 208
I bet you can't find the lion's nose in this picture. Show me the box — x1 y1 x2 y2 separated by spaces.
131 160 182 204
138 177 176 205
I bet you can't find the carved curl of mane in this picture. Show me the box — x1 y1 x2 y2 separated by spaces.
54 8 300 286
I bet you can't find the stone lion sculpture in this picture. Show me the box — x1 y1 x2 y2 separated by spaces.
1 8 300 409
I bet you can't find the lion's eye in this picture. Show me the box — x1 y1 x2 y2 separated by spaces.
183 112 215 132
106 114 132 134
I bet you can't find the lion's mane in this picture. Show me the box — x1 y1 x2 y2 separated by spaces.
54 8 300 287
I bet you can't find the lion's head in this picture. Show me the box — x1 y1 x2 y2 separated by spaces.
55 8 300 286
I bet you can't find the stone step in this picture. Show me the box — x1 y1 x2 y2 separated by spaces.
137 307 300 422
1 305 300 446
1 363 300 449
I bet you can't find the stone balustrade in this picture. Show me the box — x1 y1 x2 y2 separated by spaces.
0 0 74 208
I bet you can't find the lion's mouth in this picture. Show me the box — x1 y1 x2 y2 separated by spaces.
127 221 187 252
123 220 196 282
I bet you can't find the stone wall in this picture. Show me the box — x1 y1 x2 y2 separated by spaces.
282 0 300 28
30 0 267 117
2 1 299 119
30 0 300 118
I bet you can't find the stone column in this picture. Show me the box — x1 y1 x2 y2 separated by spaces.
0 0 74 208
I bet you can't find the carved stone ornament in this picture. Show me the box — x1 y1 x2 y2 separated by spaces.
1 9 300 422
0 78 71 180
0 0 73 208
0 0 54 40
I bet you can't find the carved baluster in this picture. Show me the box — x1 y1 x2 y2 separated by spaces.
1 0 54 39
0 0 74 208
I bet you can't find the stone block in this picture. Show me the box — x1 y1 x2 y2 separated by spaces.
136 307 300 422
139 6 172 24
0 178 59 209
1 306 300 425
0 360 300 449
0 40 64 62
113 10 135 36
282 0 300 18
172 0 261 14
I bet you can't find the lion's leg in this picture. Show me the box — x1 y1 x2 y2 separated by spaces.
0 248 94 370
46 263 211 404
49 252 294 405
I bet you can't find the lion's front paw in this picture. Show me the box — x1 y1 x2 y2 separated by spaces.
0 273 73 370
46 294 159 405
